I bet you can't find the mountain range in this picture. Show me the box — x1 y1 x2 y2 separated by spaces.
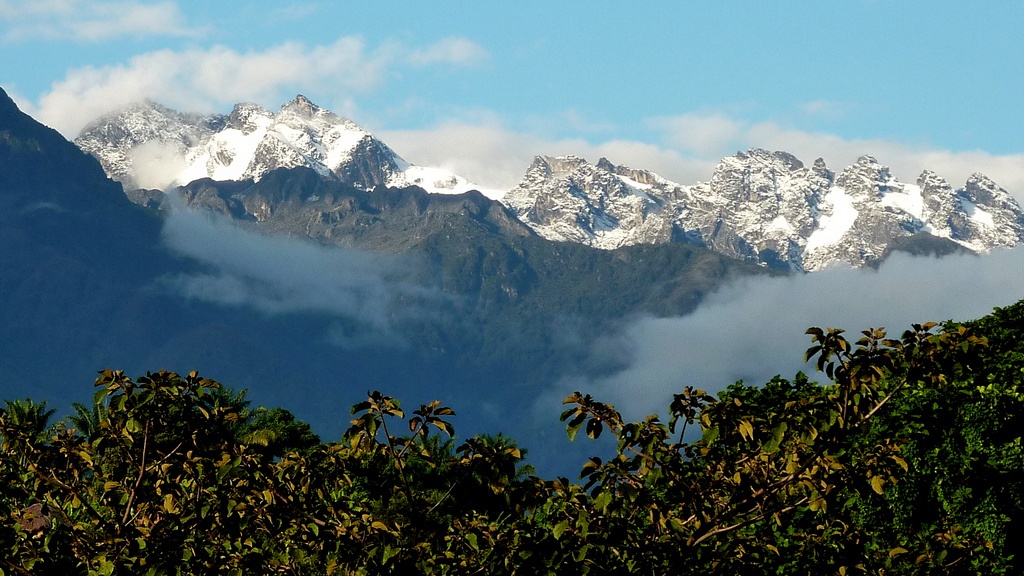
4 88 1024 475
1 87 767 474
76 96 1024 271
75 95 501 199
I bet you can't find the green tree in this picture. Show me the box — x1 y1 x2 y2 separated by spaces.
2 302 1024 575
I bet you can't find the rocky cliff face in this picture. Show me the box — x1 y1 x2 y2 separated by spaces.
75 95 1023 272
505 149 1024 271
503 155 679 249
75 96 498 198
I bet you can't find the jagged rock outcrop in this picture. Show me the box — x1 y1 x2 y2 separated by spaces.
74 94 1023 271
75 96 498 198
506 150 1024 271
503 155 678 249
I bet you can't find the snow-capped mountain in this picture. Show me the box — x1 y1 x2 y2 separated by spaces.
502 155 681 249
75 95 502 199
506 149 1024 271
75 96 1023 272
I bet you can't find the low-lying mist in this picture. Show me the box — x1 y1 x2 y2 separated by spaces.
159 194 443 350
149 198 1024 476
546 247 1024 423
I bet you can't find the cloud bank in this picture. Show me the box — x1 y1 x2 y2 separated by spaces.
653 113 1024 200
0 0 192 42
381 115 1024 204
159 196 439 349
379 122 717 193
23 36 490 138
548 248 1024 421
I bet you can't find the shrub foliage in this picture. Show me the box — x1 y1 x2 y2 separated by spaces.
3 301 1024 575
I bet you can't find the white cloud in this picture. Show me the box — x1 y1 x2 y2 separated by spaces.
652 112 745 158
128 140 188 190
380 122 716 194
652 112 1024 199
549 247 1024 421
408 37 490 67
799 100 849 120
159 196 441 349
28 39 390 137
28 36 492 138
0 0 192 42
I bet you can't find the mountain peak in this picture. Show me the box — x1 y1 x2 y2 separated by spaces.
735 148 804 170
0 87 19 115
838 155 892 189
962 172 1020 211
74 97 498 198
531 155 588 179
227 102 272 133
281 94 321 119
595 157 616 172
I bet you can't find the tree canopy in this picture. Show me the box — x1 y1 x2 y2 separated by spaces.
3 300 1024 575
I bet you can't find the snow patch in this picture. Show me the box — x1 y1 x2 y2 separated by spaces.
879 181 924 220
394 165 505 200
805 186 859 254
766 215 795 235
961 198 995 227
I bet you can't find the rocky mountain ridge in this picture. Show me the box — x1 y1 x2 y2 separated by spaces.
507 150 1024 271
75 97 1024 271
76 96 500 199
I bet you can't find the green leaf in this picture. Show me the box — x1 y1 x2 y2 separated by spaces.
702 425 720 445
594 490 613 513
566 413 586 442
551 520 569 540
163 493 176 513
763 422 788 454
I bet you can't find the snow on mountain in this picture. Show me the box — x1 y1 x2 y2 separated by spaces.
75 96 1023 272
505 149 1024 271
75 96 502 199
73 101 225 191
502 155 679 249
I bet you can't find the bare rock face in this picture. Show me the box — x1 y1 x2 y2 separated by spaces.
75 96 494 198
503 155 678 249
679 149 831 270
506 150 1024 271
76 94 1024 271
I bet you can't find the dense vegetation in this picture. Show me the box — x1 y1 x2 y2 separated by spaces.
3 300 1024 575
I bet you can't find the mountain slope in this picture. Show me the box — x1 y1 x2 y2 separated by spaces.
169 167 768 316
76 96 1024 272
3 88 773 477
76 96 501 198
507 150 1024 271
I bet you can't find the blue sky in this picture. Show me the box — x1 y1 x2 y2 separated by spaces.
2 1 1022 193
